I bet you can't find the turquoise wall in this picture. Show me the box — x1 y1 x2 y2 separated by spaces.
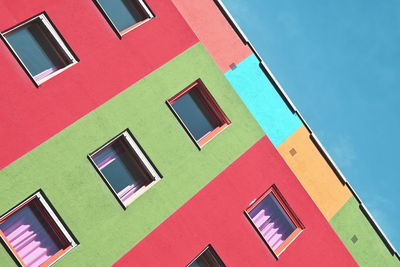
0 43 264 267
225 54 302 147
225 54 399 265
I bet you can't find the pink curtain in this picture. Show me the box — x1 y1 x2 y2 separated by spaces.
33 66 60 82
93 145 119 170
0 201 64 267
249 194 296 251
118 183 145 203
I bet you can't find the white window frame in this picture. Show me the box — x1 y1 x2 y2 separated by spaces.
0 191 77 267
89 130 161 208
94 0 154 38
1 13 78 86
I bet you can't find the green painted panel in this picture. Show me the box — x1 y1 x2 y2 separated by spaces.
0 43 264 266
330 197 399 266
0 248 15 267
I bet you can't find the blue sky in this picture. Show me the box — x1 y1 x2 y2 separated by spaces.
223 0 400 251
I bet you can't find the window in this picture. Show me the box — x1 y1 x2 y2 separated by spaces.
0 192 77 267
95 0 154 36
89 130 161 207
1 13 77 86
167 80 230 148
245 186 303 257
187 245 226 267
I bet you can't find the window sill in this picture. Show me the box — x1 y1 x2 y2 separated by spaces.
122 178 161 208
273 228 303 257
197 123 230 148
41 245 74 267
119 18 152 36
35 61 78 86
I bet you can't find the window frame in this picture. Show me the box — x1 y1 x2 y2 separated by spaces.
167 79 230 149
245 185 304 258
88 130 162 209
93 0 154 38
1 12 78 87
0 191 77 267
186 245 226 267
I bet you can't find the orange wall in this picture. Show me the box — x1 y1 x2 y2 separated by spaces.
278 126 352 220
171 0 252 72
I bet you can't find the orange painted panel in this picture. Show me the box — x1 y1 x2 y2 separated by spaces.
277 126 352 220
171 0 253 73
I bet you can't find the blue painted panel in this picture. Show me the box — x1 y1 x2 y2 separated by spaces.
225 54 302 147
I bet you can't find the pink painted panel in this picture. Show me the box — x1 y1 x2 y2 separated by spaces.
171 0 252 73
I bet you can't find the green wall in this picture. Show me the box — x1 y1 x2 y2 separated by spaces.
0 43 264 266
0 248 15 266
330 197 399 266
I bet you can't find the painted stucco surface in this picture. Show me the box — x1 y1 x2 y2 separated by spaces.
225 54 302 147
0 0 198 169
0 248 15 266
330 197 400 266
0 43 264 266
114 137 357 267
171 0 252 73
277 126 352 220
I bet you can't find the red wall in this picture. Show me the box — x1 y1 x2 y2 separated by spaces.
0 0 198 169
113 137 357 267
172 0 253 73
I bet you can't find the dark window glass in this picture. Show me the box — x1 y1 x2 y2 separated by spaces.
98 0 146 32
5 21 67 79
92 137 153 202
189 247 225 267
172 87 221 140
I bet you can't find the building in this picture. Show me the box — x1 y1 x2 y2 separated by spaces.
0 0 398 266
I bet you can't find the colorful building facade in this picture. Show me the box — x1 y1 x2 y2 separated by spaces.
0 0 398 266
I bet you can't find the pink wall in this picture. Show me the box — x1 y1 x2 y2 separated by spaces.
171 0 253 73
113 137 357 267
0 0 198 169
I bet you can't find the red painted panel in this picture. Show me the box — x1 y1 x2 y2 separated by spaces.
0 0 198 169
171 0 253 73
113 137 357 267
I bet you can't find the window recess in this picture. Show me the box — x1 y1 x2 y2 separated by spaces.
167 79 230 148
245 185 304 257
94 0 154 38
1 13 78 86
0 191 77 267
89 130 161 208
187 245 226 267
